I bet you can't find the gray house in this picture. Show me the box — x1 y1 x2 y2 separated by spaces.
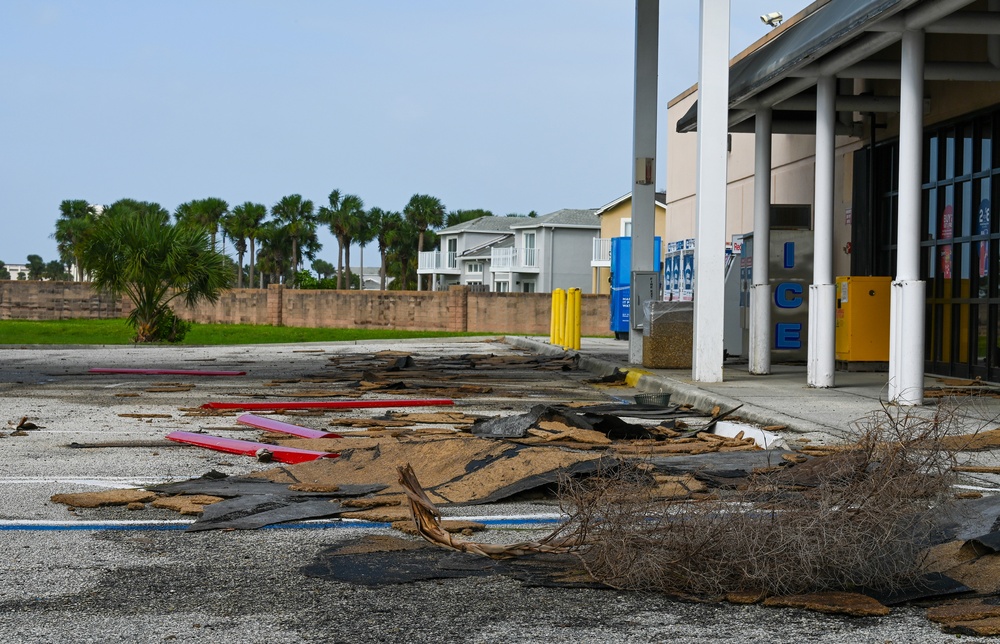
417 216 513 291
417 210 599 293
497 209 599 293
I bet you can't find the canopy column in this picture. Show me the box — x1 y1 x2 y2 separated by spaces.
889 28 926 405
750 107 773 375
692 0 730 383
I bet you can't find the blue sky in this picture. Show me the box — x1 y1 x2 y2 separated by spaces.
0 1 810 268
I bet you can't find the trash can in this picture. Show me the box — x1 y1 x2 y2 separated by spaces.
643 301 693 369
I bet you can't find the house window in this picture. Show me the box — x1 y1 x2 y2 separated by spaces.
621 219 632 237
522 281 536 293
523 232 536 266
467 262 484 274
447 238 458 269
495 281 510 293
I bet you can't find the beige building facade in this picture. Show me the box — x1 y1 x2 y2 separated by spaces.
658 0 1000 387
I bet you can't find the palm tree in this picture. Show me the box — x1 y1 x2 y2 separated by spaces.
176 198 229 250
403 194 445 290
255 221 288 287
318 190 365 289
271 194 317 285
80 201 232 342
371 208 399 290
222 202 267 288
445 209 493 227
52 199 98 281
355 207 378 290
107 199 171 225
385 215 421 290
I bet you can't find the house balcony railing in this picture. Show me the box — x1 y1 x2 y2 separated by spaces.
490 247 541 272
591 238 612 267
417 251 459 273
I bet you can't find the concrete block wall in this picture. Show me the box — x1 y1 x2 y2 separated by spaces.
0 281 612 336
0 281 122 320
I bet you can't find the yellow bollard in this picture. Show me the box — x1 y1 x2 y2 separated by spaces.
549 290 560 345
563 288 577 350
552 288 566 347
571 288 582 350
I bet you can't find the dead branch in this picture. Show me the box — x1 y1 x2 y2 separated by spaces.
397 463 579 559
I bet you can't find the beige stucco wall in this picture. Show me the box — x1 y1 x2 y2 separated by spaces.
665 91 861 278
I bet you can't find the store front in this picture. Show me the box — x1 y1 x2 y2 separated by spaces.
870 108 1000 381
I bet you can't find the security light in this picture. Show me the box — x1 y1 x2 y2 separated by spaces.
761 11 783 27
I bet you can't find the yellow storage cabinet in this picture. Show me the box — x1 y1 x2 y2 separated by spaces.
835 276 891 363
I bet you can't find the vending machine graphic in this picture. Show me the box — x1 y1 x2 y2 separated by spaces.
739 230 813 363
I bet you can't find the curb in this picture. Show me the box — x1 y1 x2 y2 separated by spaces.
504 335 838 438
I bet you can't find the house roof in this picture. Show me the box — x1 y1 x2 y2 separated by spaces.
460 234 512 258
508 209 599 229
436 216 515 235
462 235 513 259
675 0 941 134
594 192 667 216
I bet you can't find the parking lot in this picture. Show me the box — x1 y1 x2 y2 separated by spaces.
0 338 991 643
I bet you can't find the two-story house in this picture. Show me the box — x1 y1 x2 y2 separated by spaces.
417 209 600 293
417 216 514 291
496 209 600 293
589 192 667 295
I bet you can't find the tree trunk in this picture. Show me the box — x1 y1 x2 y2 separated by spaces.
336 238 344 289
359 244 365 291
417 230 425 291
344 239 352 290
248 238 256 289
291 238 299 286
379 247 387 290
236 249 245 288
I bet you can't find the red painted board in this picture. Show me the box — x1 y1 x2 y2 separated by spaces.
89 368 247 376
165 431 338 464
201 399 453 411
237 414 343 439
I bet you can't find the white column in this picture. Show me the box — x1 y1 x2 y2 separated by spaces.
750 107 772 375
692 0 729 383
628 0 659 365
889 29 926 405
808 75 836 388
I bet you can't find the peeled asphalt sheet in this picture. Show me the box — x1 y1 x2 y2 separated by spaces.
1 337 999 643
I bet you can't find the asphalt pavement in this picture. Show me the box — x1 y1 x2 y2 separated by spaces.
0 338 996 643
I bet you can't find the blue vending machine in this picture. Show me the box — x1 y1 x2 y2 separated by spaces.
610 236 662 339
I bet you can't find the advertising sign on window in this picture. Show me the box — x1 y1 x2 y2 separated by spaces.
941 204 954 279
979 199 991 279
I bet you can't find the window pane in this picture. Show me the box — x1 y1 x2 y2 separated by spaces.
945 129 956 179
980 117 992 173
926 134 938 182
958 302 970 363
963 123 974 176
977 305 989 365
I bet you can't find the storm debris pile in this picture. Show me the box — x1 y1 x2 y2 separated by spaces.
550 401 1000 629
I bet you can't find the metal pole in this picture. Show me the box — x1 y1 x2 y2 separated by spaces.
628 0 659 365
692 0 729 383
889 29 926 405
807 75 837 388
750 107 772 375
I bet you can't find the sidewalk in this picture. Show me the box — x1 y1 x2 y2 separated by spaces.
507 336 1000 446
